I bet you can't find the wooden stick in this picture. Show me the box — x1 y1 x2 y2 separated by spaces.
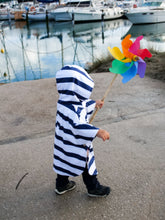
89 74 118 123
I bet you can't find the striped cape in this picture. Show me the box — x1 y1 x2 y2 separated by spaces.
53 65 99 177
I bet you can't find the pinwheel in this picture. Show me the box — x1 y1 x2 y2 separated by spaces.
89 34 152 123
108 34 152 84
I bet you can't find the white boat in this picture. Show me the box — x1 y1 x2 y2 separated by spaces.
22 11 54 21
0 3 15 20
21 3 56 21
116 0 139 13
0 10 14 21
125 0 165 24
50 0 124 22
50 0 92 21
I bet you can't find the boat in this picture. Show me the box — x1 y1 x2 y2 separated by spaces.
0 3 15 21
116 0 139 13
50 0 124 22
125 0 165 24
0 10 14 21
21 3 56 21
21 10 54 22
50 0 92 21
0 2 39 21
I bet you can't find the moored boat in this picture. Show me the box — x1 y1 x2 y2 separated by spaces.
0 3 15 21
50 0 124 22
125 0 165 24
21 3 56 21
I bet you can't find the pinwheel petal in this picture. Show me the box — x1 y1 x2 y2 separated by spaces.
137 58 146 78
108 46 125 60
137 49 152 59
108 46 132 63
122 34 136 60
110 60 134 74
129 35 143 54
121 34 133 50
121 62 138 83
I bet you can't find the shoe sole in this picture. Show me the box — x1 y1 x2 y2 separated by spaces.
88 188 111 198
88 193 109 198
55 185 76 195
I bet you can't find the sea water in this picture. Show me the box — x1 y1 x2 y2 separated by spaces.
0 19 165 83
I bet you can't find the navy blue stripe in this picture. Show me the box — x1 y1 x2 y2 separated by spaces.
57 110 98 132
58 100 82 105
61 66 93 82
89 156 95 168
53 164 77 176
86 100 95 107
58 101 75 112
58 90 86 101
54 154 84 171
56 77 93 92
87 110 93 116
89 148 93 153
86 146 93 153
58 101 86 119
56 121 93 141
93 169 97 175
54 144 86 162
55 133 89 147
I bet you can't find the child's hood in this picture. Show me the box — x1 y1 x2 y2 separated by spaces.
56 65 94 102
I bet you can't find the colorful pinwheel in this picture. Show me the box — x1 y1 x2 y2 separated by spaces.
89 35 152 123
108 34 152 83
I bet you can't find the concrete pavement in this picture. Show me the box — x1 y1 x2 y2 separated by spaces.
0 73 165 220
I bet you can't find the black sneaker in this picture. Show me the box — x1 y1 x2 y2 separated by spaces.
55 181 76 195
88 184 111 197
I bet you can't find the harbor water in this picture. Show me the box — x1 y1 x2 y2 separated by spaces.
0 19 165 83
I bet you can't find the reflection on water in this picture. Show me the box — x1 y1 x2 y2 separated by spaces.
0 19 165 83
123 22 165 52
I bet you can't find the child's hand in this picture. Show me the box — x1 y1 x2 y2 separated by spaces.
95 100 104 109
96 129 110 141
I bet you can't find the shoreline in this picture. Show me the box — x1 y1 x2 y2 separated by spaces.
0 51 165 86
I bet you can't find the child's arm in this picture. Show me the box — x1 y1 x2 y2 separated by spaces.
96 129 110 141
95 101 109 141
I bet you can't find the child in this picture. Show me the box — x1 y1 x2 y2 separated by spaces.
53 65 110 197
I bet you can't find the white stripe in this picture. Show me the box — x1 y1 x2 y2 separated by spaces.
88 151 97 175
53 166 83 176
54 138 87 156
54 149 86 167
56 69 94 88
57 82 92 98
55 118 93 143
54 155 85 175
56 109 98 139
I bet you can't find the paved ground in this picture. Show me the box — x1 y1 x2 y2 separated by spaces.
0 72 165 220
